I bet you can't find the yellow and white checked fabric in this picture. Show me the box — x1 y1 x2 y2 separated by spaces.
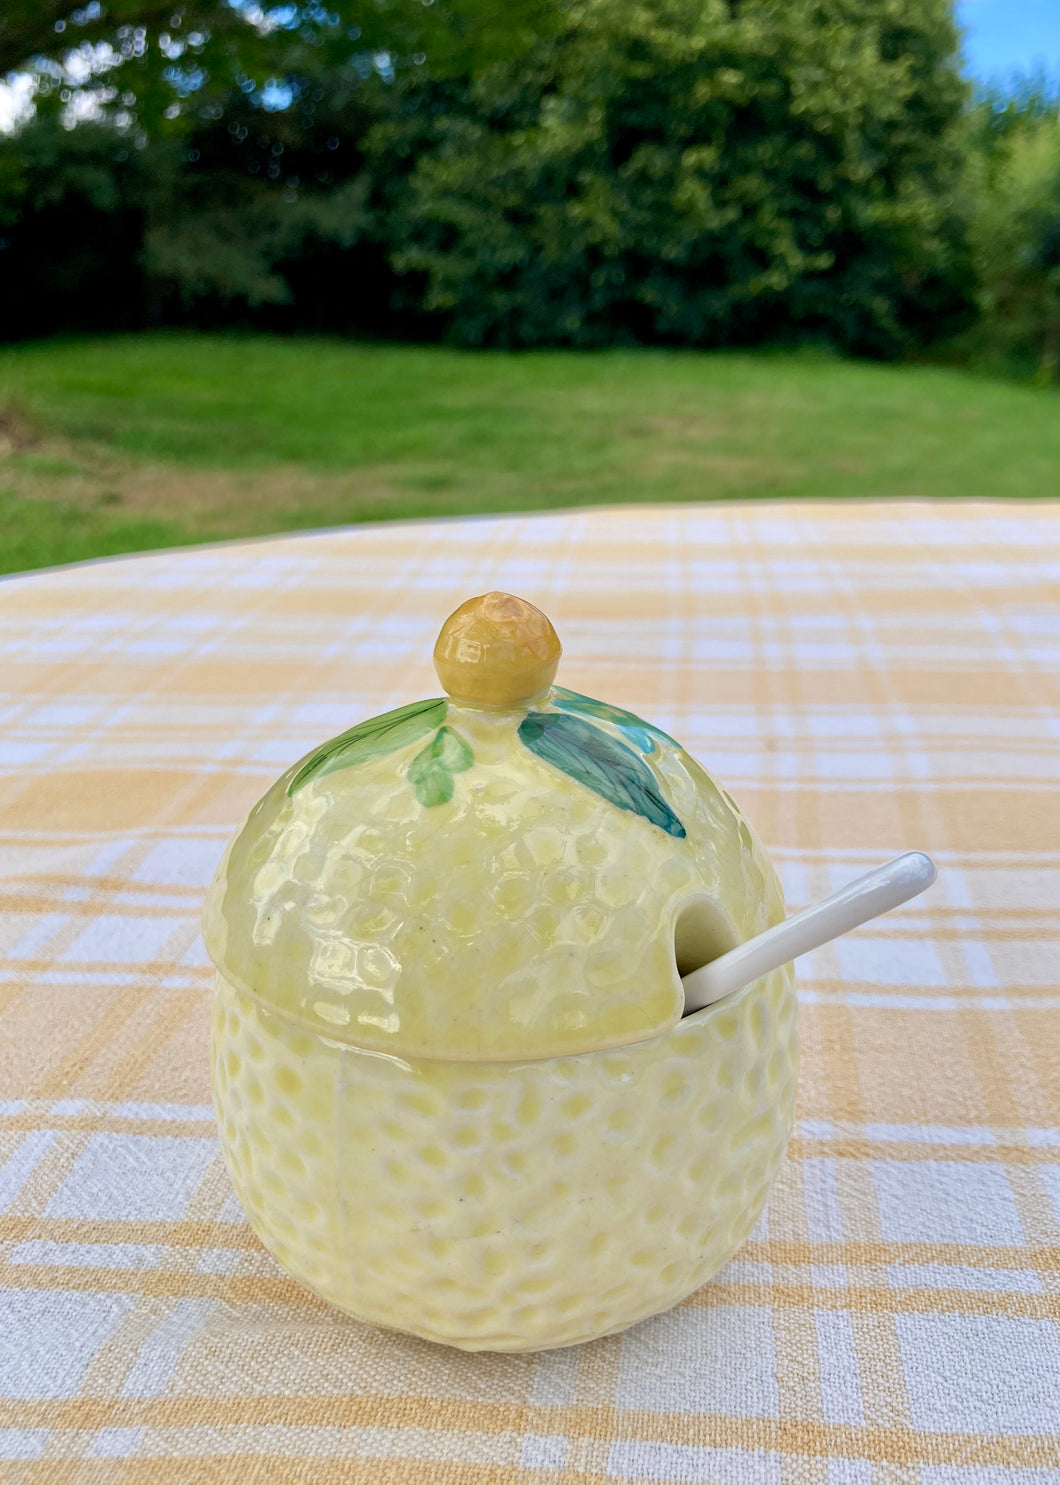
1 500 1058 1484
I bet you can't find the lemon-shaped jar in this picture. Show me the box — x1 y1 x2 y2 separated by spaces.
204 593 798 1351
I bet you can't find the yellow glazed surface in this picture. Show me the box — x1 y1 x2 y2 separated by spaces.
203 696 784 1061
206 593 800 1350
212 960 797 1351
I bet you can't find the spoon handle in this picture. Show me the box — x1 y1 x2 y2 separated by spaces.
681 851 938 1013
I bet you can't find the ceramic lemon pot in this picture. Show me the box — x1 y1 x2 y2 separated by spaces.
204 593 798 1352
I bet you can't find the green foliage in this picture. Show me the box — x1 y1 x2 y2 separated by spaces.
408 726 473 806
378 0 973 354
142 172 370 309
0 150 26 229
0 107 377 335
288 698 447 794
1 1 558 134
0 120 150 334
551 688 676 754
518 710 685 837
959 89 1060 383
1 0 977 356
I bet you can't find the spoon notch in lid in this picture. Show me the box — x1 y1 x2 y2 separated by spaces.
681 851 938 1013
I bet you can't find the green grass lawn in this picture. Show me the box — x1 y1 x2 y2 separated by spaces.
1 332 1058 575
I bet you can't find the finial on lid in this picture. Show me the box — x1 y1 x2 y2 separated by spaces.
434 592 561 707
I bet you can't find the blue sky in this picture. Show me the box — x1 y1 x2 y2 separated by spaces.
957 0 1060 81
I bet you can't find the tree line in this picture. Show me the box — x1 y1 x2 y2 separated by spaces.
0 0 1057 380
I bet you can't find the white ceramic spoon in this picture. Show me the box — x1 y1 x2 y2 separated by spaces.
681 851 938 1013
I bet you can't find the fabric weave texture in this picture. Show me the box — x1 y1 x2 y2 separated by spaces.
0 500 1057 1482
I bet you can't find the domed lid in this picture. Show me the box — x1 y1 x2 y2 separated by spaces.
202 594 783 1061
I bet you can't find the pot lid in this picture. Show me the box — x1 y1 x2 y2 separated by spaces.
202 593 783 1060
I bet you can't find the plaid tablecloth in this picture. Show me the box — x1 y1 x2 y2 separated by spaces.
1 500 1058 1484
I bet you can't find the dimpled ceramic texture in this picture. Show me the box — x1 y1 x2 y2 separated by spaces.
211 959 797 1352
206 594 800 1350
203 700 785 1062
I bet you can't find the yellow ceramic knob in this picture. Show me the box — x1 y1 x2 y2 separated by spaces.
433 591 561 707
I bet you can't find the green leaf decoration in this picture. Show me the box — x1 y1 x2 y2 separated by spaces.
408 726 474 807
552 687 679 755
519 711 685 838
287 698 447 796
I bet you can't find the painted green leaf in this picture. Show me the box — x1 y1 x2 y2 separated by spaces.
408 726 474 807
518 711 685 838
287 698 447 796
552 687 678 755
